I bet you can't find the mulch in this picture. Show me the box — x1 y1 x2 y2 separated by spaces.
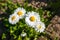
46 15 60 40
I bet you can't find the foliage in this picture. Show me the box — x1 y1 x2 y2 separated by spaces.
0 0 53 40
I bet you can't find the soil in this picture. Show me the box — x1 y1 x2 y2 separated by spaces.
46 15 60 40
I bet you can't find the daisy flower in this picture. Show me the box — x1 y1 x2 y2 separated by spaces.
14 7 26 19
21 33 27 37
25 11 40 27
9 14 19 24
35 22 45 33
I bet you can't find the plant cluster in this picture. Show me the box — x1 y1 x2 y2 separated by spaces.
0 0 52 40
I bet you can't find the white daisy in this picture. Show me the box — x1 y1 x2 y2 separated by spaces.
21 33 26 37
35 22 45 33
25 11 40 27
14 7 26 19
9 14 19 24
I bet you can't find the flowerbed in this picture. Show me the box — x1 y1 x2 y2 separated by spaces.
0 0 56 40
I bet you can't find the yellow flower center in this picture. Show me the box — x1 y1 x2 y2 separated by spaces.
30 16 36 22
37 25 42 29
11 16 16 21
17 11 23 16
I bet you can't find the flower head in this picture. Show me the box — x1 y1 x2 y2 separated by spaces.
35 22 45 33
9 14 19 24
14 7 26 19
25 11 40 28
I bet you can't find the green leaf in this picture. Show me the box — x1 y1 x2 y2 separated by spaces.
2 33 6 39
24 37 30 40
18 36 22 40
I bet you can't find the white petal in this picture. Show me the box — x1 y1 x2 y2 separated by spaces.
9 14 19 24
25 11 40 28
14 7 26 19
35 21 45 33
21 33 26 37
